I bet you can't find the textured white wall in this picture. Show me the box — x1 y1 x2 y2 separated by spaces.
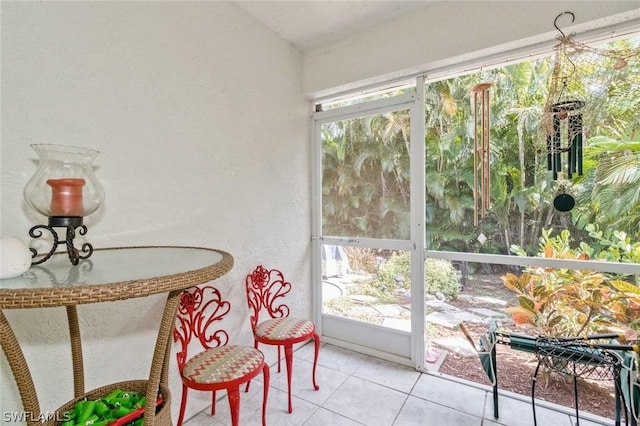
303 1 640 98
0 1 308 423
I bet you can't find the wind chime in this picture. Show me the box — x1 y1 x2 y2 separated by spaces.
545 14 585 183
543 12 586 211
548 92 584 212
472 82 492 226
547 92 585 180
543 11 640 213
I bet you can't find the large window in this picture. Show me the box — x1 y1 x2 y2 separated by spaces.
425 35 640 256
314 33 640 414
421 34 640 418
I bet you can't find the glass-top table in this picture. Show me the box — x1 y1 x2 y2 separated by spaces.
0 246 234 425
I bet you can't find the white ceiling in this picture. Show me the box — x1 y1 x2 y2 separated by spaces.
235 1 436 51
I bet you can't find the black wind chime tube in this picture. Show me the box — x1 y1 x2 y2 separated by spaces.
567 113 583 179
575 113 583 176
568 133 576 178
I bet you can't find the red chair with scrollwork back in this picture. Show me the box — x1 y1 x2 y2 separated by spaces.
173 285 270 426
245 265 320 413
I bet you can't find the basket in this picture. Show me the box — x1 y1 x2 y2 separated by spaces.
46 380 171 426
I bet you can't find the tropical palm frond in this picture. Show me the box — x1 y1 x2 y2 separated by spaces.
593 154 640 186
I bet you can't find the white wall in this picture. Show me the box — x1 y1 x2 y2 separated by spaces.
303 1 640 98
0 1 308 423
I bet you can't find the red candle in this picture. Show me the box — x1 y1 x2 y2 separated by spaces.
47 178 85 216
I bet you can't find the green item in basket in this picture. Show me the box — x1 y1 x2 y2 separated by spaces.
134 397 147 409
120 391 137 400
62 388 151 426
78 414 99 426
112 405 133 418
103 389 123 404
77 400 96 423
73 400 86 419
112 397 134 409
94 400 109 417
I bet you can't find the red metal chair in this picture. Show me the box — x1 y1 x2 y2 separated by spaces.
173 285 270 426
245 265 320 413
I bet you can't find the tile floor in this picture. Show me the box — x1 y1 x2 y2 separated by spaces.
183 342 618 426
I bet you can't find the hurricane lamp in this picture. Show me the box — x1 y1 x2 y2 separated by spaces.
24 144 104 265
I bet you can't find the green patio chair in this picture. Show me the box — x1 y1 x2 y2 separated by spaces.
619 350 639 426
461 321 537 419
464 321 638 425
533 337 624 426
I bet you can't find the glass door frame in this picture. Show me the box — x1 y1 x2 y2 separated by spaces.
311 80 427 369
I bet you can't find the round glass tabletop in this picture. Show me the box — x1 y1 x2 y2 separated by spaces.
0 246 232 308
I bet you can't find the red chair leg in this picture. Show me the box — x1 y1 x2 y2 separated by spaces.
211 390 217 415
176 384 189 426
312 333 320 390
284 344 294 413
278 344 282 373
228 386 241 426
261 364 270 426
245 340 260 393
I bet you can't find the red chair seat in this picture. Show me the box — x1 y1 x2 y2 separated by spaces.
183 345 265 385
254 317 315 342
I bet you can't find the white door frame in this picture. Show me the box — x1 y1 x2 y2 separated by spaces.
311 83 427 369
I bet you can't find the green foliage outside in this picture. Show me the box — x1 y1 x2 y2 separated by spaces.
582 224 640 264
504 229 640 340
371 252 462 301
320 37 640 335
323 250 461 323
510 226 640 266
344 277 401 305
322 37 640 257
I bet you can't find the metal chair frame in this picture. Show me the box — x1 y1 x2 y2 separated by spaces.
173 285 270 426
532 336 628 426
245 265 320 413
475 321 638 426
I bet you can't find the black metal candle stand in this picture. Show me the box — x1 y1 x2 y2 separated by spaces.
28 216 94 265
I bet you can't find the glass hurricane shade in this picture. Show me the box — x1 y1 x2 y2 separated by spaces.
24 144 104 218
